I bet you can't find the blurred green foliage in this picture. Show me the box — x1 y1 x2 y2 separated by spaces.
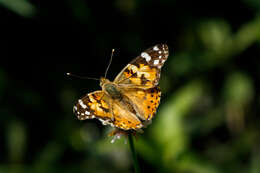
1 0 260 173
0 0 35 17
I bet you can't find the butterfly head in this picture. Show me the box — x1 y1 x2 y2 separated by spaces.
100 77 110 87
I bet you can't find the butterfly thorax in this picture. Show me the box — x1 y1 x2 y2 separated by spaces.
100 77 122 100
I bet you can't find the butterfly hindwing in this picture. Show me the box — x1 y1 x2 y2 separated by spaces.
111 100 143 130
123 86 161 121
114 44 169 88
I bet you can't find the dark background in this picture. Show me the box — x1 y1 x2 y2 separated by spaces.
1 0 260 172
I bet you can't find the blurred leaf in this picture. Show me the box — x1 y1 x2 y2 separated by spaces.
223 72 254 106
135 138 159 164
6 121 26 163
250 149 260 173
198 20 232 56
33 142 63 173
223 72 254 133
0 0 35 17
233 16 260 49
177 153 221 173
150 80 205 165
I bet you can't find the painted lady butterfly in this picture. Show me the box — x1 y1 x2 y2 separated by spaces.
73 44 169 131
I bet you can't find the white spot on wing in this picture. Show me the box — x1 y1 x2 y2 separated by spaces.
154 60 159 65
161 59 166 63
141 52 151 62
153 46 159 51
85 111 90 115
98 118 110 125
78 99 87 109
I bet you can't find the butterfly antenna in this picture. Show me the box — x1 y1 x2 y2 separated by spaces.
104 49 115 78
66 73 99 81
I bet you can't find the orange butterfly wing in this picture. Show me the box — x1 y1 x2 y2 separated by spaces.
114 44 168 88
74 91 142 130
123 87 161 121
111 100 143 130
73 91 113 124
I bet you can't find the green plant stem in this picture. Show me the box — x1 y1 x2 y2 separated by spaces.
128 134 140 173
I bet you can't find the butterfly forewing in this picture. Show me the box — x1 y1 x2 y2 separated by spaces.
73 91 113 125
74 91 143 130
114 44 168 88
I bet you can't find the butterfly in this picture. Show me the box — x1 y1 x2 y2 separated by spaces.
73 44 169 131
